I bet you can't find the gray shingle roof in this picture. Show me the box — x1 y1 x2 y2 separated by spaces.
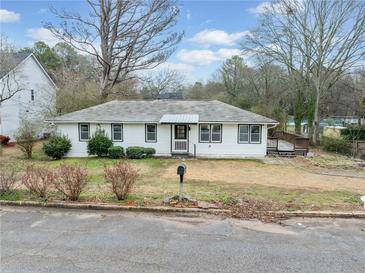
0 53 29 79
49 100 278 124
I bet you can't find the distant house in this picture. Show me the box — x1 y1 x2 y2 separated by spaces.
0 53 57 140
47 100 278 158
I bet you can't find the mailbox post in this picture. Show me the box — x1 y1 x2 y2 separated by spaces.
177 162 186 201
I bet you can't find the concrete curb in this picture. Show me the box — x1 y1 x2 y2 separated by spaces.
1 200 364 218
270 210 365 218
0 200 228 214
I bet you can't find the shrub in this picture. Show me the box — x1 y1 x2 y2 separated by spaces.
321 136 352 155
0 135 11 145
126 146 145 159
54 164 88 201
144 147 156 157
104 161 139 200
0 168 17 195
341 127 365 141
108 146 124 159
87 128 113 157
126 146 156 159
43 134 72 159
21 165 55 198
15 121 38 159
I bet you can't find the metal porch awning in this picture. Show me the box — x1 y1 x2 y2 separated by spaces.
159 114 199 124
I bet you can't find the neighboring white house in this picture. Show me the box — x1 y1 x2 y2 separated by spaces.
48 100 278 158
0 53 57 140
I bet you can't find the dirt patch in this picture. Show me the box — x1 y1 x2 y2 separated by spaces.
162 159 365 193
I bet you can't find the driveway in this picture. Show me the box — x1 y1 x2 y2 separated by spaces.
1 206 365 272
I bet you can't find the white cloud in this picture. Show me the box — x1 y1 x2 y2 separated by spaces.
176 48 242 66
38 8 48 14
189 29 249 47
248 0 303 14
26 28 60 47
0 9 20 23
186 10 191 21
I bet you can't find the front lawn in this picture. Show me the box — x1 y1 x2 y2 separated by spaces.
1 143 364 211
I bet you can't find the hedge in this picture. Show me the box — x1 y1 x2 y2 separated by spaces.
321 136 352 155
108 146 124 159
341 127 365 141
126 146 156 159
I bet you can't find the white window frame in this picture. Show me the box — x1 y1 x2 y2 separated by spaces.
111 124 123 141
250 125 261 144
145 123 157 143
199 124 211 143
238 125 249 143
79 123 90 141
210 124 222 143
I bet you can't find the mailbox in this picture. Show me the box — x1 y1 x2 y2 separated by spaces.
177 163 186 175
177 162 186 184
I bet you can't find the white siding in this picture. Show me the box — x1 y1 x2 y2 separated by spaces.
0 56 56 140
57 122 268 158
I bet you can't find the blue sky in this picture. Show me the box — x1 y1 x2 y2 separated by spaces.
0 0 266 83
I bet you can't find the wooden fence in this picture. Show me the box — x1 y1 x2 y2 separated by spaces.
354 141 365 158
272 131 310 153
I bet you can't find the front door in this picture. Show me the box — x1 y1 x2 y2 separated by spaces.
172 125 188 153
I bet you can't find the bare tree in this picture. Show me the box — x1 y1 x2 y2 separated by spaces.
45 0 183 101
141 69 184 99
0 34 25 103
244 0 365 144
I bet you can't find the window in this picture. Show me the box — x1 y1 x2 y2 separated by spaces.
146 124 157 142
111 124 123 141
238 125 249 143
199 124 210 142
238 125 261 144
79 123 90 141
250 125 261 143
175 125 187 139
211 124 222 142
30 89 34 101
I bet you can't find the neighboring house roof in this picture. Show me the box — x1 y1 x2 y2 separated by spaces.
49 100 278 124
0 53 57 89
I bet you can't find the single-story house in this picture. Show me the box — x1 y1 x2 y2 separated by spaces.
47 100 278 158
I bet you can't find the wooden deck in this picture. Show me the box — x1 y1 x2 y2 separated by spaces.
267 131 309 156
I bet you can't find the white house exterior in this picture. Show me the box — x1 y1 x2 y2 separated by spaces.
48 100 278 158
0 53 57 140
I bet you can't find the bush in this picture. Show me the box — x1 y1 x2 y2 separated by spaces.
104 161 139 200
87 128 113 157
126 146 156 159
126 146 145 159
43 134 72 159
108 146 124 159
54 164 88 201
15 122 38 159
341 127 365 141
0 135 10 145
321 136 352 155
21 165 55 198
144 147 156 157
0 168 17 195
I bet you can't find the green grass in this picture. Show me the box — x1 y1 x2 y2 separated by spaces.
1 144 363 211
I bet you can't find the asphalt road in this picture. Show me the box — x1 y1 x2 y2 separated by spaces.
1 206 365 272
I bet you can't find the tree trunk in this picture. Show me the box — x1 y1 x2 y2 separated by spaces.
312 79 321 145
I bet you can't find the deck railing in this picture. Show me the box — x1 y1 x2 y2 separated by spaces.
272 131 309 153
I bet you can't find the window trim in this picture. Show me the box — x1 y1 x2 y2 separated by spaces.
78 123 90 142
210 124 222 143
237 124 262 144
238 124 250 144
199 124 211 143
199 124 222 143
250 125 262 144
111 123 123 142
145 123 157 143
